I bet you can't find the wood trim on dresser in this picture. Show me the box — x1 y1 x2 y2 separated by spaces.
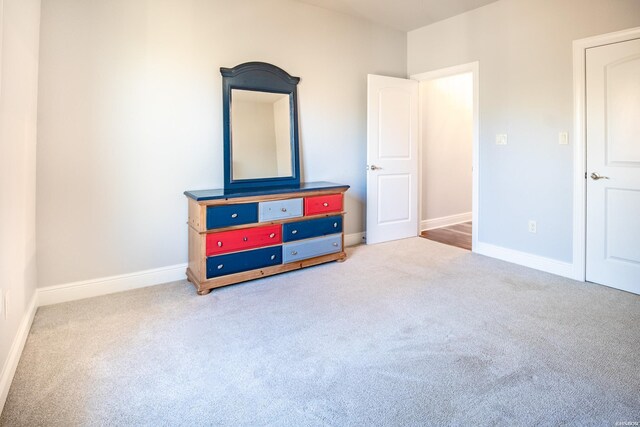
185 182 350 295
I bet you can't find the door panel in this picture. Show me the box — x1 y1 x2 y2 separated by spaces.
586 38 640 294
366 75 419 245
378 174 411 224
379 88 412 159
605 188 640 264
605 54 640 165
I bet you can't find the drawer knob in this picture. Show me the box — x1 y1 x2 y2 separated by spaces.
217 241 223 247
231 213 238 218
291 250 298 255
269 233 275 238
291 230 298 234
281 207 287 212
243 237 248 242
270 255 276 260
333 242 339 247
217 264 224 270
333 222 338 228
323 202 329 207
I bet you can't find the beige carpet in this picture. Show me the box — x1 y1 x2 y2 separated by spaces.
2 237 639 425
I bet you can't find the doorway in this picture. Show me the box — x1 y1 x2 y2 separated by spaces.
365 63 479 249
412 63 479 252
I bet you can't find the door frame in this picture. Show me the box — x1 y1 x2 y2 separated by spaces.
572 26 640 281
410 62 479 252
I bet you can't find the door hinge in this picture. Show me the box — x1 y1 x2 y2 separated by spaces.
585 172 587 179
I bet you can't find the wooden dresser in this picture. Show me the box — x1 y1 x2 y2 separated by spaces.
184 182 349 295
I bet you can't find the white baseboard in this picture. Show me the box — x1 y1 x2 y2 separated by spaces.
0 292 38 413
36 233 367 307
345 232 365 247
421 212 472 231
37 263 188 307
474 242 574 279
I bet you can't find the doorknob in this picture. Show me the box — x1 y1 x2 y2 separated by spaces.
368 165 382 171
590 172 609 180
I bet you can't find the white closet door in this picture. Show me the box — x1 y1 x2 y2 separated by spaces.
586 38 640 294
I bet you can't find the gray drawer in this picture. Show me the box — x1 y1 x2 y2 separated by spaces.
283 234 342 263
259 198 303 222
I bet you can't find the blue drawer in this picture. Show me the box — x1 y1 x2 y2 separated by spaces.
282 216 342 242
259 198 303 222
207 203 258 229
206 246 282 279
283 234 342 263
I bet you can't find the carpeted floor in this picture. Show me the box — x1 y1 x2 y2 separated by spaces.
2 238 639 426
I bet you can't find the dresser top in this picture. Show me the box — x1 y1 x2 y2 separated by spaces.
184 181 350 201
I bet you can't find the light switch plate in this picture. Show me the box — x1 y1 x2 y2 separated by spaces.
559 132 569 145
496 134 508 145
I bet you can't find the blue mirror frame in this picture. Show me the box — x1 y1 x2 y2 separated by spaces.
221 62 301 191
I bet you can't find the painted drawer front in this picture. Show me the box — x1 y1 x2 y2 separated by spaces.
283 216 342 242
206 203 258 229
304 194 343 216
206 246 282 279
206 224 282 256
283 234 342 263
259 198 303 222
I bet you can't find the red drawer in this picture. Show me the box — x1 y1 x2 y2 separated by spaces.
206 224 282 256
304 194 343 216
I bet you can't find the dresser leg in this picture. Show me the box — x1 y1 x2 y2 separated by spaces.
197 288 212 296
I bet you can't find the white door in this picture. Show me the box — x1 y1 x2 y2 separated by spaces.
366 74 419 245
586 38 640 294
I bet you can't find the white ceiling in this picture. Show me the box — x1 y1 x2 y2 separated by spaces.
294 0 499 32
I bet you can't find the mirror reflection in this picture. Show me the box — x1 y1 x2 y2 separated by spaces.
231 89 292 180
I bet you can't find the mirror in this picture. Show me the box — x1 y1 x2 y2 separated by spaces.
231 89 292 180
221 62 301 191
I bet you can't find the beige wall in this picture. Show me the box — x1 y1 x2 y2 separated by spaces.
36 0 407 287
0 0 40 403
420 73 472 222
409 0 640 261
